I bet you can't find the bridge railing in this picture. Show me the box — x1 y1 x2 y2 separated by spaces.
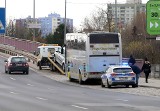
0 44 37 64
0 35 43 53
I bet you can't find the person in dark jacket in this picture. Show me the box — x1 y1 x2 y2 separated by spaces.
128 55 136 66
141 57 151 83
130 64 141 87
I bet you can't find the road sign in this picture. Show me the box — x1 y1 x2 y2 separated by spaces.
27 23 41 29
0 8 5 34
156 37 160 40
146 1 160 35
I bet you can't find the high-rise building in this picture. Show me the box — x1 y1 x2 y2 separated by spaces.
108 1 145 31
38 13 73 37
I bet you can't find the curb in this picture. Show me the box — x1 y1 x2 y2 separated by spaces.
139 85 160 89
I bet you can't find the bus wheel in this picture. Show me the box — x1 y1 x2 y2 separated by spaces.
79 74 83 85
68 72 73 82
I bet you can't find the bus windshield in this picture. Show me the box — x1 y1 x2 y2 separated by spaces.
89 33 121 56
90 33 119 44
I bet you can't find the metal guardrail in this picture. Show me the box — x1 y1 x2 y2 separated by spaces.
0 44 65 75
0 44 37 64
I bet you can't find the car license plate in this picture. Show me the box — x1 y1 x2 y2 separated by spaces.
119 77 128 80
17 64 22 66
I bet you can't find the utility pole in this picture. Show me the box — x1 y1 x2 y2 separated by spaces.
33 0 35 41
4 0 6 44
64 0 67 73
115 0 118 33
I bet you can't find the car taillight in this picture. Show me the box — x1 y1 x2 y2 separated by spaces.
90 72 97 74
23 63 29 66
130 72 135 76
111 73 116 77
25 63 29 66
9 63 13 66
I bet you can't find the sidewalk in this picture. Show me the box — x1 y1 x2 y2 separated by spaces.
139 77 160 89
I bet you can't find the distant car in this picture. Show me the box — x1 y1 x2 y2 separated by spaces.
4 56 29 74
101 65 136 88
52 47 65 71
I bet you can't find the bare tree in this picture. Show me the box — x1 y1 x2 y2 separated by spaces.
82 6 114 33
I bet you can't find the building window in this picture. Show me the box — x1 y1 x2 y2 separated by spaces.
120 7 125 9
120 10 125 13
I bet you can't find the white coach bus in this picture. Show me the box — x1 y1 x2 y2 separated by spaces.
66 32 122 84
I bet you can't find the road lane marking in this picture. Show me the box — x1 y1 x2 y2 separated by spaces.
10 77 16 80
48 88 56 90
72 105 88 110
27 84 34 86
10 92 19 94
36 97 48 101
116 99 129 102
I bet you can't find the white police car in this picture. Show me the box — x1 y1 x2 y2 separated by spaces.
101 65 136 88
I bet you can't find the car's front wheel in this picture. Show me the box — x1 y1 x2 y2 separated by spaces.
106 79 111 88
5 67 7 73
101 80 105 88
8 70 11 74
26 70 29 74
132 84 136 88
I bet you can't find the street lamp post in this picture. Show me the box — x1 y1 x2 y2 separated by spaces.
64 0 67 74
33 0 35 41
4 0 6 44
115 0 118 33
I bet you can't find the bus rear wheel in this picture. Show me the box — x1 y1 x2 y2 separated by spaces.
79 74 83 85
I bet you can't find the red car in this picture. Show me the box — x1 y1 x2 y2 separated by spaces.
4 56 29 74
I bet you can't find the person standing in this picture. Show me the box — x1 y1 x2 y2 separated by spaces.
128 55 136 66
141 58 151 83
130 64 141 87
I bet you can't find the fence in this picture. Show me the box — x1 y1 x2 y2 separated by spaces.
0 35 43 53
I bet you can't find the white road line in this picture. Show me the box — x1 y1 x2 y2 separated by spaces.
36 97 48 101
72 105 88 110
0 55 4 58
10 77 16 80
27 84 34 86
116 99 129 102
48 88 55 90
10 92 19 94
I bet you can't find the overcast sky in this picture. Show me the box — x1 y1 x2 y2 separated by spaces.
0 0 148 28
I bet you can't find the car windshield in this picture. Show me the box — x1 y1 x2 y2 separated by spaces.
113 68 132 73
11 57 26 63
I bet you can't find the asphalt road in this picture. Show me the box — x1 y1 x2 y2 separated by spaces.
0 56 160 111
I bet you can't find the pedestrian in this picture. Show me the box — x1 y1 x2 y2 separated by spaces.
128 55 136 66
129 64 141 87
141 57 151 83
